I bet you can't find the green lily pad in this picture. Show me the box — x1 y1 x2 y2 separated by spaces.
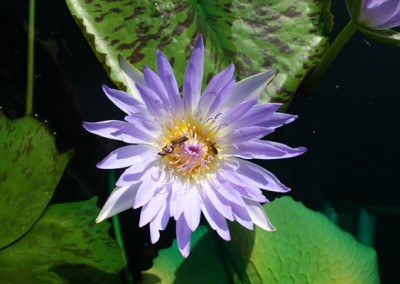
141 226 231 284
0 198 124 283
225 196 380 283
0 112 72 249
66 0 332 110
141 197 379 283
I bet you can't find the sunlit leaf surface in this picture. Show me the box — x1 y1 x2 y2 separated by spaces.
225 197 380 283
66 0 332 110
0 112 72 249
140 197 380 283
0 198 123 283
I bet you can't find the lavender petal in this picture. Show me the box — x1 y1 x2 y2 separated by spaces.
156 50 182 113
224 68 278 111
118 54 145 100
102 84 147 115
97 145 155 169
176 215 192 258
244 198 275 231
96 183 141 223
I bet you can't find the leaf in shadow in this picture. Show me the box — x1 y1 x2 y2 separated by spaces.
0 111 72 249
0 198 123 283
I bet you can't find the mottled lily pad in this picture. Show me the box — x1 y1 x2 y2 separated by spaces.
0 198 123 283
0 112 72 249
140 197 380 283
66 0 332 110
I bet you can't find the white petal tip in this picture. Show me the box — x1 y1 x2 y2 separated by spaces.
95 216 105 224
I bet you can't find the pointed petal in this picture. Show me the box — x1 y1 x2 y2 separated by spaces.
227 140 307 160
202 63 235 98
208 77 236 117
200 194 231 241
176 215 192 258
102 85 147 116
214 177 245 206
169 183 187 220
135 83 168 119
124 114 160 136
156 50 182 112
218 96 259 126
244 198 275 231
115 157 156 186
231 202 254 230
116 125 156 144
224 103 282 132
96 183 140 223
83 120 127 140
235 158 291 193
228 182 268 203
118 55 145 101
183 35 204 114
143 65 170 107
182 63 196 115
224 68 278 111
149 200 170 244
202 181 233 221
224 126 274 144
133 168 161 209
97 144 155 169
183 188 201 231
139 189 169 227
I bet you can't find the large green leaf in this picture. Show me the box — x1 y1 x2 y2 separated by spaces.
0 112 72 249
0 198 124 283
66 0 332 110
140 197 380 283
225 196 380 283
141 226 231 284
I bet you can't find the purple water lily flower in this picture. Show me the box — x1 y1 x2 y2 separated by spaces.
348 0 400 30
83 35 306 258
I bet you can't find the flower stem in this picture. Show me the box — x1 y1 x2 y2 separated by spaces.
109 170 134 284
26 0 35 116
303 20 357 96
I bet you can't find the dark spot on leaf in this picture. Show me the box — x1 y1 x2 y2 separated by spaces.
0 171 7 185
124 7 145 21
293 38 305 44
124 1 135 6
109 40 120 46
95 8 122 23
309 29 317 33
112 25 125 33
282 6 302 18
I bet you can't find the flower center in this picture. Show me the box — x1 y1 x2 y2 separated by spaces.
157 114 221 181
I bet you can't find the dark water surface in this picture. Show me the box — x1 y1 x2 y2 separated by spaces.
1 1 399 282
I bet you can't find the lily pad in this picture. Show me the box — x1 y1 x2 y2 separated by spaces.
0 112 72 249
140 197 380 283
0 198 124 283
225 196 380 283
141 226 231 284
66 0 332 110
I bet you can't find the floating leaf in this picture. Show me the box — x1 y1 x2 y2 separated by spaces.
225 197 380 283
141 226 231 284
66 0 332 110
0 112 72 249
0 198 123 283
141 197 380 283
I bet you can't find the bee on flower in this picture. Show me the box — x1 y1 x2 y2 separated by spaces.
83 35 306 258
